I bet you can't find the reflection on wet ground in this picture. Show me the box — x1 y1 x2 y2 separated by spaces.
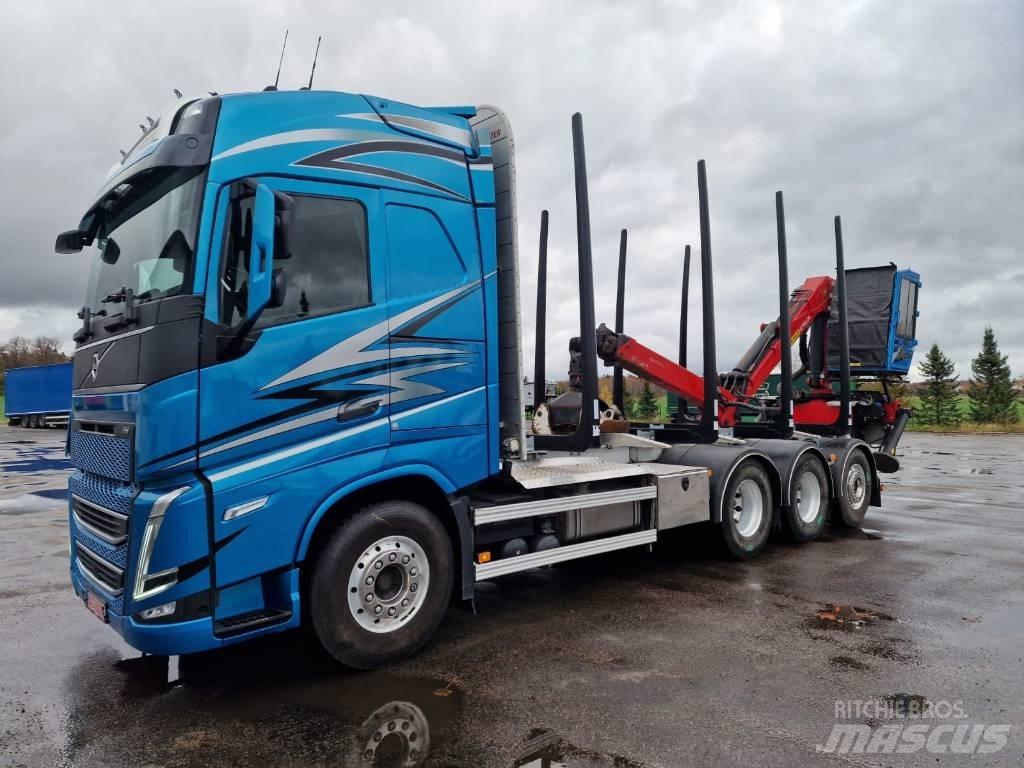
2 428 1023 767
62 635 465 767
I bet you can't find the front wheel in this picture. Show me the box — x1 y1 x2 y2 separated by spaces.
783 454 830 542
719 461 773 560
835 451 871 527
311 500 454 669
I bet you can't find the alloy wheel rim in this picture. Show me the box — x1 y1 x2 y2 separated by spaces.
846 463 867 508
347 535 429 634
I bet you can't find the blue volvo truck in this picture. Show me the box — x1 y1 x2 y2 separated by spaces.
55 90 910 668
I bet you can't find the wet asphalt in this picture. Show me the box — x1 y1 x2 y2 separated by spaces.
0 426 1021 767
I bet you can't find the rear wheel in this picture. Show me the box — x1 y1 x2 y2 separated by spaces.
783 454 829 542
836 451 871 527
719 462 773 559
311 500 454 669
28 415 39 428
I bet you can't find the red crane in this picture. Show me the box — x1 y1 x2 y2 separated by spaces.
596 274 836 428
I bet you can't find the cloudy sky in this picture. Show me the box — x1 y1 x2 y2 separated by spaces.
1 1 1021 381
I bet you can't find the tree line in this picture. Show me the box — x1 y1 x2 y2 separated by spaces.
0 337 71 393
917 326 1019 427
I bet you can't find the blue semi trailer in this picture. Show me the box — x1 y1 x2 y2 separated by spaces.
4 362 72 428
55 90 904 667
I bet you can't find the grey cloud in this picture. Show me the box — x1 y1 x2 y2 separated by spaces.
0 0 1019 380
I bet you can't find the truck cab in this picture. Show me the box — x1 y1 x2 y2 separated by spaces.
59 91 518 660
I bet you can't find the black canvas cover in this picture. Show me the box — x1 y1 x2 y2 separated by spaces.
827 265 896 370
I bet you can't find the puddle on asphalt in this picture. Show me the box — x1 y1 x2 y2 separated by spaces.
821 527 884 542
57 637 659 767
514 729 650 768
830 655 870 671
0 493 66 515
858 636 917 664
30 488 67 500
62 635 466 767
812 603 891 631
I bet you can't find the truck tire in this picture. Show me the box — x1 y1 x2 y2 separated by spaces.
719 461 773 559
28 415 39 429
836 451 871 528
311 500 454 669
784 454 829 542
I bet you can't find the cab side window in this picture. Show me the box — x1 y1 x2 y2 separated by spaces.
219 191 370 327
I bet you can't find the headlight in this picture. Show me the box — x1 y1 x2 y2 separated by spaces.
133 486 189 602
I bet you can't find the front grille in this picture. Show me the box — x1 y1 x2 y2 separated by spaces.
70 429 133 481
69 470 136 613
69 471 135 517
77 544 125 596
72 495 128 545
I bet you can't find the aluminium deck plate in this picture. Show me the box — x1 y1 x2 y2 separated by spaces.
507 456 703 490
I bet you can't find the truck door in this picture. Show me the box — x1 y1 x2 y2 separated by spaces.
382 193 489 484
199 178 389 592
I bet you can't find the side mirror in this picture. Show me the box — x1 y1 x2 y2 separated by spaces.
269 267 288 309
101 237 121 265
55 229 86 254
248 183 275 317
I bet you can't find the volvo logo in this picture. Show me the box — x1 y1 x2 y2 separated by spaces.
89 343 114 382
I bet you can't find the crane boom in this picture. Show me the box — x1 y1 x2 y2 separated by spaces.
596 275 835 427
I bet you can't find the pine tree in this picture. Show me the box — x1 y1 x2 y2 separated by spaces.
917 344 960 426
967 327 1019 424
622 389 636 419
638 380 658 419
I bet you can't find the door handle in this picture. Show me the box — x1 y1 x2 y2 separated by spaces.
337 399 381 423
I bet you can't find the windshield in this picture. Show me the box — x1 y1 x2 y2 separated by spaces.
83 167 205 313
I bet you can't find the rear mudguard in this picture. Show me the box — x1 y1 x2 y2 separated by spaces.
659 443 781 524
811 437 881 510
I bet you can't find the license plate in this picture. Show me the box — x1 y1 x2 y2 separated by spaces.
86 591 108 623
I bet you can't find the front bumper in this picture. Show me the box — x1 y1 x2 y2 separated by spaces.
70 567 218 655
70 566 301 656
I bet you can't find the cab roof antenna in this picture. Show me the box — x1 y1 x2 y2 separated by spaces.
265 29 289 91
173 88 183 98
303 36 322 90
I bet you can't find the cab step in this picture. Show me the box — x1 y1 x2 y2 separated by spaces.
213 608 292 637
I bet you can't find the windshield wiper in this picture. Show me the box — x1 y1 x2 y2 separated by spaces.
100 286 139 330
73 306 94 343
